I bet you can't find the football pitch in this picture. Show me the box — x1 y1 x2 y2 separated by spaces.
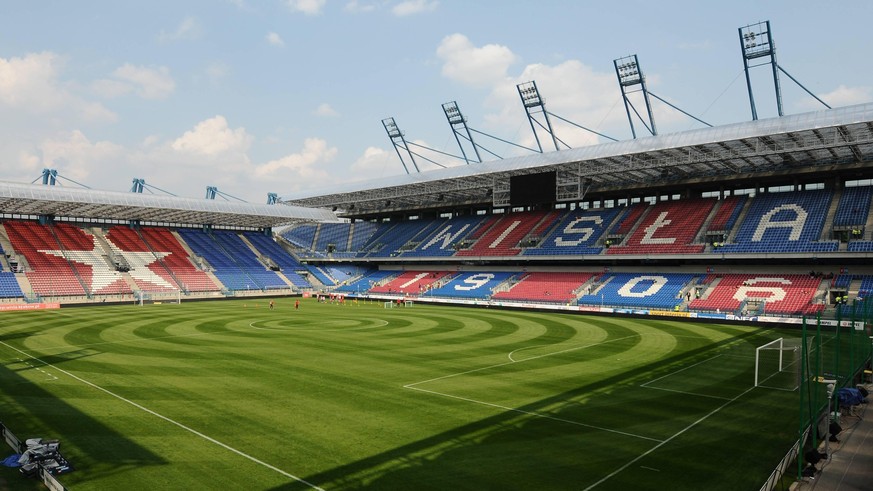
0 298 805 490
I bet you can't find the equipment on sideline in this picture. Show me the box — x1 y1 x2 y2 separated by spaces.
136 290 181 306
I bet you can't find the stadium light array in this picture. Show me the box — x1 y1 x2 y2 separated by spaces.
517 81 543 108
739 21 773 59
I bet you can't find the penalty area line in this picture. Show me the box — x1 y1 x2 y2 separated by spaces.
404 384 663 443
0 340 324 491
582 384 757 490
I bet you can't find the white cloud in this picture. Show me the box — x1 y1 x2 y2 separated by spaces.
171 115 253 157
255 138 336 181
266 32 285 47
435 35 632 150
344 0 376 13
205 61 230 84
285 0 326 15
95 64 175 100
227 0 253 10
141 135 161 147
797 84 872 110
158 17 203 43
481 60 625 150
349 146 394 178
436 34 517 88
0 113 342 201
313 103 339 117
79 101 119 123
20 130 124 183
0 51 116 122
392 0 438 16
0 52 69 110
91 78 133 99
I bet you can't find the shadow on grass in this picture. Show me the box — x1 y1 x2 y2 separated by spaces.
267 327 782 491
0 352 166 489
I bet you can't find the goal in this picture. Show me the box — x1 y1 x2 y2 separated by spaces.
754 337 800 391
136 290 181 306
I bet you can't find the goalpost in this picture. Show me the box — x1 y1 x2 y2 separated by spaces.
136 290 181 306
754 337 800 391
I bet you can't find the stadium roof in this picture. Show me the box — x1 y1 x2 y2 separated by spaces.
283 103 873 217
0 181 337 228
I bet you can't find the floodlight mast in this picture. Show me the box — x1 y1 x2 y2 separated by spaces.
41 168 58 185
614 54 657 138
739 20 831 121
205 186 246 202
382 117 419 174
442 101 482 165
441 101 540 159
131 178 145 193
32 168 90 188
129 178 177 196
517 81 560 152
739 21 782 120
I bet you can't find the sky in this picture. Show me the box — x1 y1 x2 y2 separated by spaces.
1 1 871 203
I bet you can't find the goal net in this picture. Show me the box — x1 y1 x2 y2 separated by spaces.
754 337 800 391
136 290 181 306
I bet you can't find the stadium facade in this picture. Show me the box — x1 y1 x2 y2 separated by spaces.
2 101 873 491
1 103 873 320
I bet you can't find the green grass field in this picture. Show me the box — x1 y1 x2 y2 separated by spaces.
0 298 808 490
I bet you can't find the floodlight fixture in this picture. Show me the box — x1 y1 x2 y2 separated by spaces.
518 81 543 108
739 22 773 59
442 101 464 125
615 56 642 86
383 117 402 139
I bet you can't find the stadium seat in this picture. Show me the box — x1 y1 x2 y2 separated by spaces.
577 273 695 310
492 272 595 303
716 190 838 254
689 274 823 315
607 199 714 255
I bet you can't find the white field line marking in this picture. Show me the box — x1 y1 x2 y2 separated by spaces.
409 334 641 388
640 466 660 472
0 340 324 491
405 334 663 443
508 333 655 363
639 385 732 401
639 354 724 388
582 384 757 490
13 358 59 381
405 384 663 443
507 344 552 361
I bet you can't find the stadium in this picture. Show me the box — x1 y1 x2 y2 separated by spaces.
1 17 872 491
